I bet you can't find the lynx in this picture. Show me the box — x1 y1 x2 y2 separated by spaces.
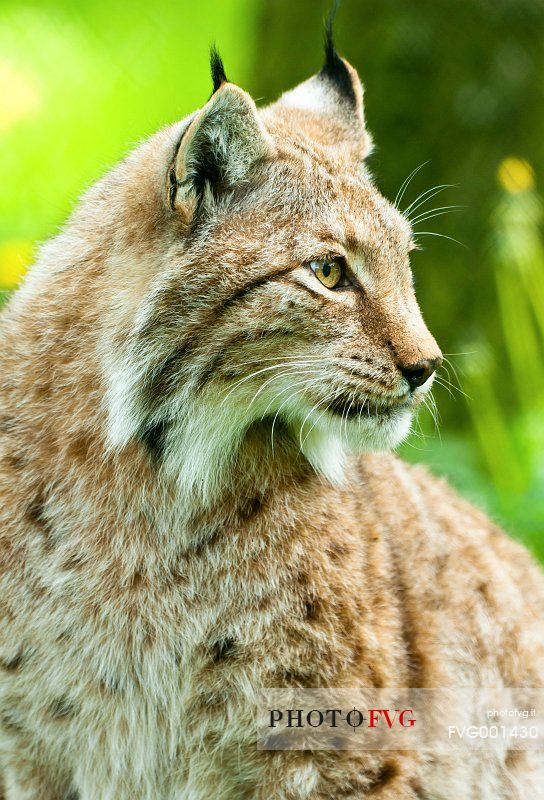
0 19 543 800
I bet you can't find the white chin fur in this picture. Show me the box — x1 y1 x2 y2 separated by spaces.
295 407 413 485
170 386 413 504
109 371 414 509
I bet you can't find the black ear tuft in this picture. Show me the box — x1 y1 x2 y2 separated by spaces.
210 45 228 93
320 0 356 107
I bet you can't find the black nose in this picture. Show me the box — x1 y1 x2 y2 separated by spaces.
401 357 442 390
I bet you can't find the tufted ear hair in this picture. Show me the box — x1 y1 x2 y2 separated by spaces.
277 10 372 156
171 51 273 215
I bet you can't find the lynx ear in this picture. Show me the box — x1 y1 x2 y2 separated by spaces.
172 68 273 213
278 13 371 155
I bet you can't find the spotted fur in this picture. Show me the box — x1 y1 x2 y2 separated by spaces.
0 33 543 800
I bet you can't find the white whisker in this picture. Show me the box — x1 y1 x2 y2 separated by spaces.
229 355 324 368
434 374 471 401
394 161 429 210
408 205 464 225
219 361 320 406
442 355 468 389
412 231 467 249
270 378 323 452
246 368 321 413
403 184 455 218
260 375 322 422
298 387 340 449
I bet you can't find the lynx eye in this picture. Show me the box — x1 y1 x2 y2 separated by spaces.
309 258 344 289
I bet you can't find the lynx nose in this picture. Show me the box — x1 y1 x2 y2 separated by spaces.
401 357 442 391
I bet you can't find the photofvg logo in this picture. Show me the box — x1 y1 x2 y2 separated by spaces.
269 707 416 731
256 689 544 751
259 691 420 751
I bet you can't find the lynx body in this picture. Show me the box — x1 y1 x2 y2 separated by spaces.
0 30 543 800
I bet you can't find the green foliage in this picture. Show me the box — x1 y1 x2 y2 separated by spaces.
0 0 257 249
400 163 544 560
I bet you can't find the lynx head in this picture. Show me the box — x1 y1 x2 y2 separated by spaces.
97 23 442 504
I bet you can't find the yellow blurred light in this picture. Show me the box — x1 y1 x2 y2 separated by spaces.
0 240 34 289
0 62 40 133
497 157 535 194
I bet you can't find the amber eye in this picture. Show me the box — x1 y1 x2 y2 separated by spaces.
309 258 344 289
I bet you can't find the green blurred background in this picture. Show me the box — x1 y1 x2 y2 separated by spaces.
1 0 543 558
